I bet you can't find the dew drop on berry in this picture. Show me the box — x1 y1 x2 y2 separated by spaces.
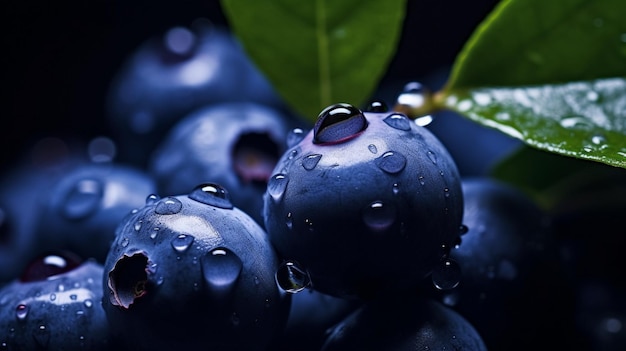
61 178 103 220
275 260 311 293
368 144 378 154
84 299 93 308
188 183 233 209
171 234 195 252
201 248 242 297
392 183 400 195
432 258 461 290
383 113 412 131
313 103 367 144
33 324 50 348
155 197 183 215
302 154 322 170
426 150 438 164
365 100 388 112
120 237 129 247
150 229 158 239
362 201 396 232
286 212 293 229
145 194 160 205
267 174 289 202
459 224 469 235
286 128 306 148
15 304 28 320
134 220 142 232
50 293 56 301
375 151 407 174
20 251 82 282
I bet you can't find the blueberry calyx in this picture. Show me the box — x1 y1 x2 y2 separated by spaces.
108 251 150 309
313 103 368 144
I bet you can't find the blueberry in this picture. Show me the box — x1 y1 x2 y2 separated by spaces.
0 252 112 350
102 183 290 351
320 294 487 350
430 177 575 350
105 21 288 167
263 103 464 299
149 102 307 226
34 161 158 263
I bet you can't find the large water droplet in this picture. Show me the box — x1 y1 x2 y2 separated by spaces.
267 174 289 202
375 151 407 174
302 154 322 170
362 201 396 232
61 178 103 220
171 234 195 252
286 128 306 148
383 113 411 131
432 258 461 290
155 197 183 215
275 261 311 293
313 103 367 144
201 248 242 297
15 304 28 320
188 183 233 209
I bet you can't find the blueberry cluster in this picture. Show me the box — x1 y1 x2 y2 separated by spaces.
1 20 624 351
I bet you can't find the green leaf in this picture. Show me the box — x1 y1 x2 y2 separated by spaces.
221 0 406 122
492 145 626 212
436 0 626 169
440 78 626 169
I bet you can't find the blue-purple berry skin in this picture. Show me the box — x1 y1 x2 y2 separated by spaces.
103 184 290 351
0 258 112 350
263 103 464 300
321 295 488 351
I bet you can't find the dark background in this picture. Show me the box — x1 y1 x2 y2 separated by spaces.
0 0 500 171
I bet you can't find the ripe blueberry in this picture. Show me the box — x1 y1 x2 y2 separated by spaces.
263 102 464 299
103 183 290 351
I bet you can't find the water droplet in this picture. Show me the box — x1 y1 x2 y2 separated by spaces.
457 99 472 112
84 299 93 308
591 134 607 145
230 312 240 326
362 201 396 232
418 176 425 185
49 293 56 301
444 188 450 197
426 150 437 164
375 151 407 174
560 116 592 130
392 183 400 195
150 228 158 239
154 197 183 215
313 103 367 144
383 113 411 131
134 220 142 232
201 248 243 297
145 194 160 205
33 324 50 347
275 261 311 293
120 237 129 247
286 128 306 148
188 183 233 209
396 81 430 111
267 174 289 202
365 100 388 112
459 224 469 235
432 258 461 290
414 115 433 126
586 90 599 102
15 304 28 320
171 234 195 252
61 178 103 220
70 294 77 300
368 144 378 154
286 212 293 229
302 154 322 170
